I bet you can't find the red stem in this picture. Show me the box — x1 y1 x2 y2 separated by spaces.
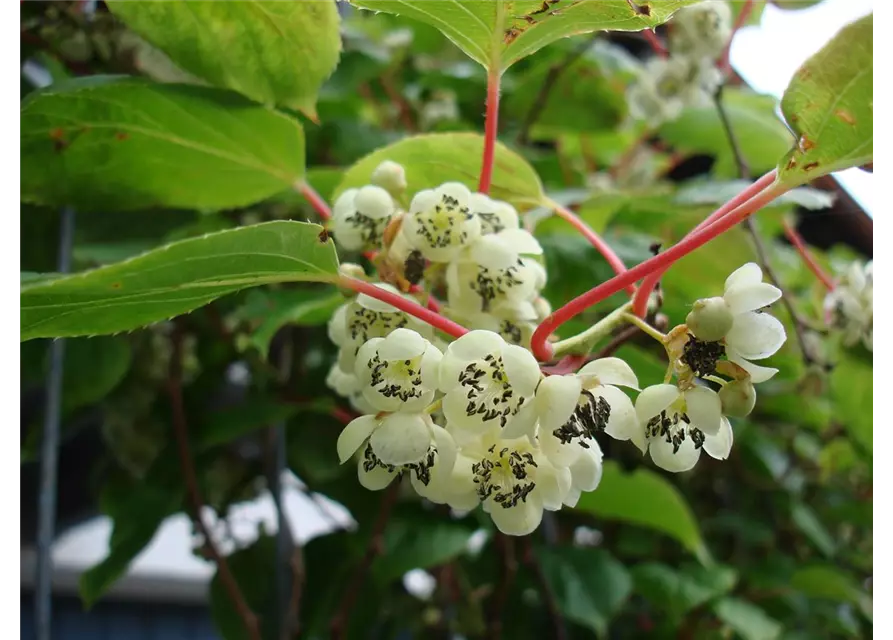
531 179 788 361
642 29 669 58
340 277 468 339
297 181 332 220
783 221 836 291
719 0 755 75
550 201 635 295
631 170 777 317
478 71 501 194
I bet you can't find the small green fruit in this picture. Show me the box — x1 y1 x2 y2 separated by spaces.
686 297 734 342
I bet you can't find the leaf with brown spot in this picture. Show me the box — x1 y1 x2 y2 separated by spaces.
349 0 698 71
777 14 872 186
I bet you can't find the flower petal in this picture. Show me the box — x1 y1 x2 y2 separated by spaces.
563 487 582 508
333 188 358 218
354 185 394 219
578 357 640 390
501 343 541 397
599 385 644 452
354 338 383 383
419 342 443 389
725 282 782 315
488 494 544 536
327 304 349 346
535 375 583 433
500 401 538 440
496 229 543 256
369 413 432 466
537 463 572 511
358 459 397 490
357 283 404 313
724 262 762 293
726 311 786 359
569 442 604 492
648 432 701 473
635 384 681 423
469 234 518 270
337 415 378 463
683 385 722 436
438 181 472 206
727 351 778 383
442 389 483 438
378 328 426 360
704 416 734 460
409 188 437 214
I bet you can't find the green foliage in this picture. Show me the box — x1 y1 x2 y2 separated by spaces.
108 0 341 119
778 14 873 185
21 222 338 340
713 597 783 640
21 77 306 212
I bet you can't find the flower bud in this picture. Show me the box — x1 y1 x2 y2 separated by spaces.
686 297 733 342
370 160 407 194
719 379 756 417
338 262 367 280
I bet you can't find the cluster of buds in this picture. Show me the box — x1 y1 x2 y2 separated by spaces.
627 0 732 125
825 260 873 351
323 161 787 535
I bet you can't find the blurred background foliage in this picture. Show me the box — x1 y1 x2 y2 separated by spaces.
21 1 871 638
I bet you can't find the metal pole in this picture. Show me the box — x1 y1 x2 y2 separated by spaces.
35 206 75 640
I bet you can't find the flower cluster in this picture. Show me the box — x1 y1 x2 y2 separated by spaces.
327 186 787 535
330 161 549 349
627 0 732 126
824 260 873 350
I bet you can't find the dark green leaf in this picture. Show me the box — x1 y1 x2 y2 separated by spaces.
633 562 737 623
537 546 632 636
575 461 709 563
61 336 132 412
790 565 872 621
209 535 277 640
21 221 339 340
778 14 872 186
791 502 836 557
21 77 305 212
196 397 310 450
108 0 341 119
830 352 872 454
713 597 783 640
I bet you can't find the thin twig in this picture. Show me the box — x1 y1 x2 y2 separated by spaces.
330 480 401 640
167 327 260 640
487 534 517 640
521 538 567 640
713 86 816 365
517 36 595 146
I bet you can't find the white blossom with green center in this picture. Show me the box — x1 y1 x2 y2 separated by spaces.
401 182 481 262
668 0 732 60
824 260 873 350
631 384 732 473
439 330 542 441
331 185 396 252
355 328 442 412
328 283 434 373
467 193 520 236
337 412 456 493
536 358 640 468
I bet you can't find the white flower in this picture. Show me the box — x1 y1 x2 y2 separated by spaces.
370 160 407 195
669 0 733 60
445 229 545 320
631 384 731 472
439 330 542 441
331 185 396 252
825 260 872 350
462 426 572 536
326 362 361 397
721 263 786 382
328 284 434 372
627 57 717 126
468 193 520 235
355 328 442 412
400 182 481 262
337 412 456 493
536 358 639 469
444 308 536 348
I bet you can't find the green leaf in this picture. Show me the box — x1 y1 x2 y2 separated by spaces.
351 0 697 70
674 180 834 210
791 502 836 558
537 547 632 636
231 288 345 358
333 132 545 209
108 1 341 120
21 76 306 212
61 336 132 412
574 461 709 563
21 221 339 341
790 565 872 621
196 397 307 450
372 507 476 583
713 598 783 640
633 562 737 623
830 352 872 454
659 88 793 176
80 458 184 606
777 14 873 186
209 535 278 640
